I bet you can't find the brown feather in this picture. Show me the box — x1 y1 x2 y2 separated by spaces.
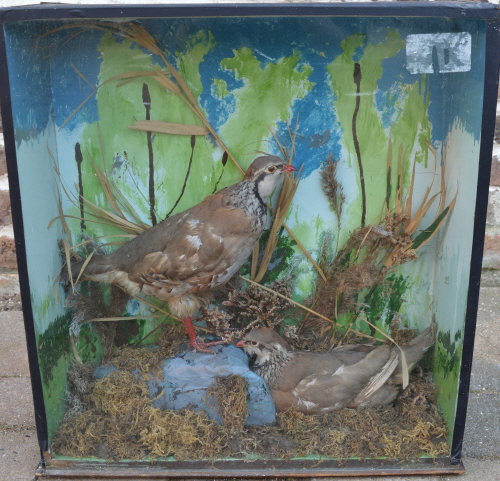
239 326 435 413
69 155 293 320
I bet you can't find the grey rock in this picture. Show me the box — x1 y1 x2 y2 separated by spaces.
93 364 116 380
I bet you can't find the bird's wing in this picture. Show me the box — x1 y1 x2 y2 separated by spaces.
349 351 399 407
328 344 374 366
274 352 344 392
124 193 261 292
285 345 395 412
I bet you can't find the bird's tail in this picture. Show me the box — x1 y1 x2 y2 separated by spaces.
60 255 113 285
60 260 82 284
391 323 437 384
350 324 436 407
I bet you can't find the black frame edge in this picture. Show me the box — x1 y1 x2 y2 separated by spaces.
0 0 497 472
0 23 49 460
450 17 500 463
0 2 497 23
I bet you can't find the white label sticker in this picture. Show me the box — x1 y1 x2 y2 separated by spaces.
406 32 471 74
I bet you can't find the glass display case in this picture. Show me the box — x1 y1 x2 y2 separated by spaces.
0 2 498 478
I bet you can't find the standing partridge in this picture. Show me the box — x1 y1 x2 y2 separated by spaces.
68 155 297 352
236 326 435 413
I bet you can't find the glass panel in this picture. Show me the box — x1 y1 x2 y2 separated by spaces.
3 14 486 462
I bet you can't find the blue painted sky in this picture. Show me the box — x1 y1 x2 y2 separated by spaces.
4 16 485 172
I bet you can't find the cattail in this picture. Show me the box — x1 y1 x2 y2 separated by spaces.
321 154 345 220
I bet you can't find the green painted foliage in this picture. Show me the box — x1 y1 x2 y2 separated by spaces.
436 330 462 377
365 274 410 330
37 313 72 383
220 48 313 160
76 323 104 365
327 29 430 230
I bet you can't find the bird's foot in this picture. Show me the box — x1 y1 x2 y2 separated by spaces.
182 317 225 354
190 337 226 354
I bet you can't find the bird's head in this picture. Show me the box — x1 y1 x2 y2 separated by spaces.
235 327 291 366
244 155 297 202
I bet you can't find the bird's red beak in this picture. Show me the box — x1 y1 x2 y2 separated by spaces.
282 164 297 173
235 340 244 348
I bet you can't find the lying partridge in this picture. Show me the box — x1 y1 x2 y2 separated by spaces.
68 155 296 351
236 326 435 413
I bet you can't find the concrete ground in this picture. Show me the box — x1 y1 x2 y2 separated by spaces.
0 275 498 481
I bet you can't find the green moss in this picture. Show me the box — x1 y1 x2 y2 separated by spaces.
240 229 296 284
35 312 76 441
436 330 462 377
261 231 297 284
76 323 103 365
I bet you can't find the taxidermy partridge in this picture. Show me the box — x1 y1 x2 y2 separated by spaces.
236 326 435 413
68 155 296 352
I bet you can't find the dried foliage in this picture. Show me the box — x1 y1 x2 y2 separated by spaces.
66 284 129 339
224 279 293 327
53 367 448 461
196 279 293 344
109 326 185 369
301 142 456 348
89 370 151 416
53 368 226 460
250 120 313 282
64 363 95 420
206 375 249 433
198 305 235 342
275 390 448 460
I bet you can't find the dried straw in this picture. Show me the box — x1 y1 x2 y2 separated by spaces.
45 22 325 282
128 120 209 136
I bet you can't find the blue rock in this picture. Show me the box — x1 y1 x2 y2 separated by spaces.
92 345 276 426
152 344 276 426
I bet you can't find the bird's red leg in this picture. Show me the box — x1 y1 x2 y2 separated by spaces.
182 317 225 354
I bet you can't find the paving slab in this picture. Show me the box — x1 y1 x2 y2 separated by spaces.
462 286 500 460
0 378 35 429
0 428 39 481
0 310 29 377
480 269 500 287
0 272 20 297
475 287 500 360
469 358 500 392
463 392 500 458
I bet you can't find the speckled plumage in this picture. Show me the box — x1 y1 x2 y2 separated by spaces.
237 326 435 413
70 155 294 320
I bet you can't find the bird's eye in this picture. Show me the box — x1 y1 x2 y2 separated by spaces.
250 341 258 346
266 166 276 174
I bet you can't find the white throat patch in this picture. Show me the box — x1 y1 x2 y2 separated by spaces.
257 172 284 201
